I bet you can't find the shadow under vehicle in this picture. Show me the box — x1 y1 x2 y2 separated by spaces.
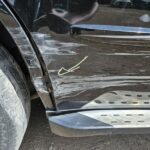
1 0 150 150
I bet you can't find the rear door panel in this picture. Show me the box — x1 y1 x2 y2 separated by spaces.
7 0 150 110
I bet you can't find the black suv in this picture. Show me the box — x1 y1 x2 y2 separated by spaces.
1 0 150 150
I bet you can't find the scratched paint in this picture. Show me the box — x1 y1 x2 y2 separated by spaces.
32 33 85 56
51 75 150 98
7 28 53 108
33 30 150 108
31 5 150 110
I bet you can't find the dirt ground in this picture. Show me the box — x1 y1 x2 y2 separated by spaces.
20 99 150 150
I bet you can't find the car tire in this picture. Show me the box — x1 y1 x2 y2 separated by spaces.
0 45 30 150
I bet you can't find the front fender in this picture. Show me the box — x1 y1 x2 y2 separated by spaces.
0 0 55 109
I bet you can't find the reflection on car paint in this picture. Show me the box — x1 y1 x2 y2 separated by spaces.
79 34 150 40
140 14 150 22
82 90 150 109
7 28 53 108
32 31 150 110
71 24 150 34
4 0 150 110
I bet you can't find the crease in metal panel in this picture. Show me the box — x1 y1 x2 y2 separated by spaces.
31 31 150 109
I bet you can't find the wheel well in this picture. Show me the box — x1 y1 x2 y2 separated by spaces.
0 22 35 93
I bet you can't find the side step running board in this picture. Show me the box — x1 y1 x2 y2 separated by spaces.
47 110 150 137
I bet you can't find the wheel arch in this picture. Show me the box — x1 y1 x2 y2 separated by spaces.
0 22 36 94
0 0 55 108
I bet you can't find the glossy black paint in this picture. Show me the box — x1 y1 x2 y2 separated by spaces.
6 0 150 33
2 0 150 138
6 0 99 33
0 0 54 109
3 0 150 112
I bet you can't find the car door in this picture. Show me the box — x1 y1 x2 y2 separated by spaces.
7 0 150 137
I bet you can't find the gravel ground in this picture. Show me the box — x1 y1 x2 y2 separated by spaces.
20 99 150 150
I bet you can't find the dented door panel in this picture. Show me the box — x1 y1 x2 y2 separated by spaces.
6 0 150 111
